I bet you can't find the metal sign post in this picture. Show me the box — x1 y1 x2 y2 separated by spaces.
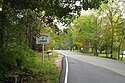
36 34 50 63
42 44 44 63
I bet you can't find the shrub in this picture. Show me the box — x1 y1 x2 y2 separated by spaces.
32 61 60 83
0 46 35 82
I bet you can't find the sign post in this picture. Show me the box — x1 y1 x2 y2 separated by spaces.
42 44 44 63
36 34 50 63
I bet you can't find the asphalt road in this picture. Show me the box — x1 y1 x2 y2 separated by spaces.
58 50 125 83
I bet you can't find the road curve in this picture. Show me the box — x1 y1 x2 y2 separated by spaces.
58 50 125 83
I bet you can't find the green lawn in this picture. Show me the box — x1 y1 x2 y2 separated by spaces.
98 54 125 62
98 54 107 58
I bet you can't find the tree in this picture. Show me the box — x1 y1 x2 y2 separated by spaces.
0 0 109 81
99 0 125 58
0 0 107 48
71 14 99 53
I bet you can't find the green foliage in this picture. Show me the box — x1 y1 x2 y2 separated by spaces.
0 46 36 81
0 47 60 82
0 0 108 82
30 51 60 82
70 14 100 52
74 15 98 41
32 61 59 83
54 28 74 50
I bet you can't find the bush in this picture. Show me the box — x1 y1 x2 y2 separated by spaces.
0 46 36 82
0 45 60 83
32 61 60 83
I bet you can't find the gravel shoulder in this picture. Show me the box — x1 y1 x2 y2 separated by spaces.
55 53 64 70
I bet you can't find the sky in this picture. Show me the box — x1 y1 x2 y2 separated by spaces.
57 23 67 30
55 9 92 30
53 19 68 30
0 8 2 11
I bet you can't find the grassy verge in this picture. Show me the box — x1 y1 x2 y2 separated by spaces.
98 54 108 58
98 54 125 62
123 58 125 61
84 52 125 62
35 51 58 62
34 51 60 83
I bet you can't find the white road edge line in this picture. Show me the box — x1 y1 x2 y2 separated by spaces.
64 55 68 83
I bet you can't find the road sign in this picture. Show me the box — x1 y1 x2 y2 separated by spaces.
36 34 50 63
36 34 50 44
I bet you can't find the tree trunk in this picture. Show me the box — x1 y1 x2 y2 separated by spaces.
121 51 123 61
121 35 125 60
110 28 114 58
94 41 98 56
95 46 98 56
28 27 33 49
106 45 108 58
118 37 123 60
0 0 5 48
0 0 10 48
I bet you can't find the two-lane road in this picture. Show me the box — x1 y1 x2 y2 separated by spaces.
58 50 125 83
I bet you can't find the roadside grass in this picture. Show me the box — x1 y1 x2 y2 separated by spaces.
85 53 125 62
35 51 58 62
98 54 106 58
33 51 60 83
123 58 125 61
98 54 125 62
